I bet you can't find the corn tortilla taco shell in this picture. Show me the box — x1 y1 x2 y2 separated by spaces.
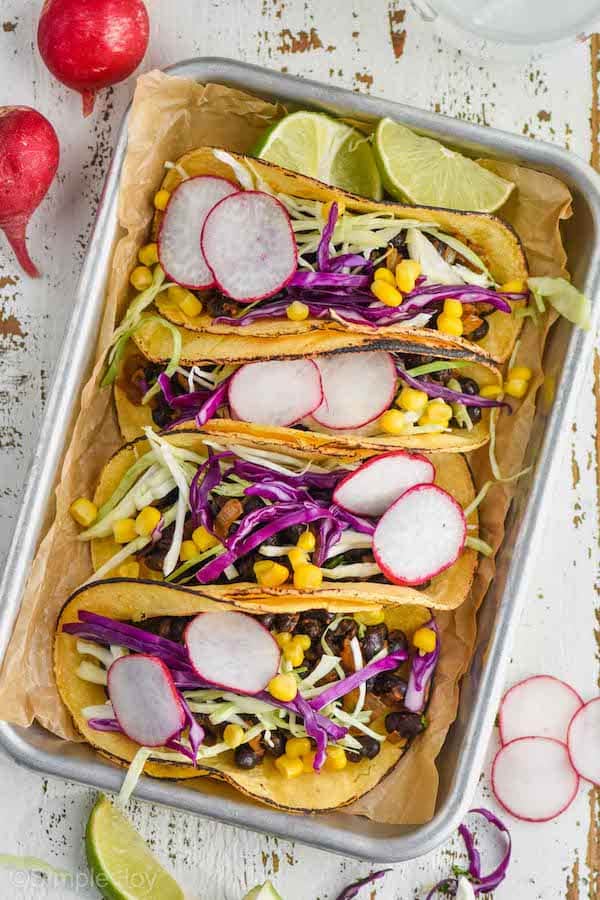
89 431 478 611
151 148 528 362
55 578 433 811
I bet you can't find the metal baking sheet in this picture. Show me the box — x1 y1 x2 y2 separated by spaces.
1 57 599 863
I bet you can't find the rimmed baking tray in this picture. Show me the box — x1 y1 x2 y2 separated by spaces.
0 58 599 863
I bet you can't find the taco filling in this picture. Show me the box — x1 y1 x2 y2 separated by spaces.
61 604 438 777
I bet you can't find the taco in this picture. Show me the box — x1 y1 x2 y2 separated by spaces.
114 147 529 366
55 578 440 812
69 431 481 611
114 336 504 452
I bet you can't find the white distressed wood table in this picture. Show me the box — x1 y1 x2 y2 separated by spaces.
0 2 598 897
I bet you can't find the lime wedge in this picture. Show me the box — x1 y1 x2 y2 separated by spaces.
243 881 285 900
373 117 514 212
86 796 184 900
255 111 382 200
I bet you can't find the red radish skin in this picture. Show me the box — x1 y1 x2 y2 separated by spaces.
312 351 397 430
333 450 435 518
0 107 60 278
491 736 579 822
499 675 583 746
373 484 466 586
567 697 600 785
107 654 185 748
38 0 149 117
158 176 239 290
184 611 280 695
228 359 323 427
201 191 298 302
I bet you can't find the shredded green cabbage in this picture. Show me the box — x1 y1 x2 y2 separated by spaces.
117 747 152 806
528 276 591 330
465 536 494 557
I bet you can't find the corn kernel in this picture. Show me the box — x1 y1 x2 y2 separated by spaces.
179 293 203 318
253 560 289 588
302 751 317 773
192 525 220 552
112 518 137 544
268 673 298 702
287 547 308 571
397 386 428 414
118 561 140 578
374 267 396 285
324 746 347 771
354 609 385 626
135 506 161 537
297 530 316 553
283 642 304 668
371 280 403 307
504 378 528 399
508 365 532 382
275 755 304 778
293 563 323 590
286 300 309 322
395 259 421 293
274 632 293 648
223 724 245 748
437 313 463 336
419 399 452 426
443 299 463 318
413 626 437 654
379 409 408 435
285 737 312 759
130 266 153 291
500 279 525 294
154 189 170 211
180 540 199 562
293 634 312 651
69 497 98 528
480 384 503 399
138 242 159 266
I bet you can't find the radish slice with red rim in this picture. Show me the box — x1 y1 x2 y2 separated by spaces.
228 359 323 427
201 191 297 301
373 484 466 585
499 675 583 745
158 176 239 289
567 697 600 785
312 351 397 430
333 450 435 518
491 736 579 822
107 654 185 747
184 611 280 695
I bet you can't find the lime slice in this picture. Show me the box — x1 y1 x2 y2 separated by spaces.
373 117 514 212
243 881 285 900
86 796 184 900
255 111 383 200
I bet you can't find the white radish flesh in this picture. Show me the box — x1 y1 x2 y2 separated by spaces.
567 698 600 785
158 176 239 289
499 675 583 745
333 450 434 517
228 359 323 427
107 655 185 747
373 484 465 585
312 351 397 430
201 191 297 301
184 611 280 695
491 737 579 822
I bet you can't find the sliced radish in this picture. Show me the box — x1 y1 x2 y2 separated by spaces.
201 191 297 301
492 737 579 822
107 654 185 747
184 611 280 695
228 359 323 427
568 697 600 785
499 675 583 745
312 351 397 430
333 451 435 518
158 176 239 289
373 484 465 585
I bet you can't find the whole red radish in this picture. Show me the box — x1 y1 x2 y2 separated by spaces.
37 0 150 117
0 107 60 278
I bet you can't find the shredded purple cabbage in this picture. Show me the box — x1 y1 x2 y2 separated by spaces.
294 694 329 770
231 459 346 490
290 270 371 290
425 878 458 898
189 450 232 531
158 373 210 412
325 252 372 273
316 201 338 271
87 717 121 732
244 480 307 503
314 515 344 567
405 617 440 713
336 870 391 900
180 695 205 765
396 366 510 411
195 376 232 427
310 649 408 712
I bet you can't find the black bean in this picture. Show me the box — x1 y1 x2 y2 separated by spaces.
457 377 480 395
384 712 425 739
387 629 408 655
361 623 388 661
273 613 300 633
296 616 324 640
261 730 286 757
467 406 482 425
259 614 276 631
466 318 489 342
371 672 407 699
332 619 358 642
234 745 261 769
